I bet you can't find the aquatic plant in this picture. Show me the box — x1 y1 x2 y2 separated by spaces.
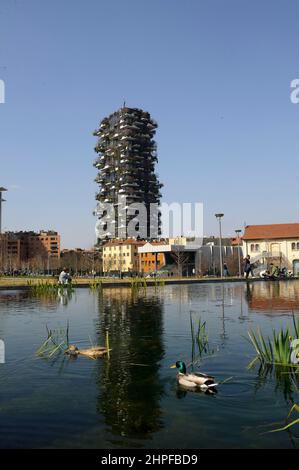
248 315 299 368
36 322 69 358
89 280 103 290
249 316 299 433
189 313 214 364
36 323 111 361
265 376 299 434
154 277 165 288
130 277 147 292
190 314 209 356
269 403 299 433
28 280 74 296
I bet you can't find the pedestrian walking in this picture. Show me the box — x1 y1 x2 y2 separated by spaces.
223 263 229 277
244 255 254 279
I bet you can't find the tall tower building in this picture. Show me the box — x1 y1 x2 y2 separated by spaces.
94 106 163 242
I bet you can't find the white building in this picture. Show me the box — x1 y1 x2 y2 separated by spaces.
242 223 299 275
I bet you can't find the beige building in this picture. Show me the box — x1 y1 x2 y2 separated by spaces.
242 223 299 275
102 240 145 274
0 231 60 271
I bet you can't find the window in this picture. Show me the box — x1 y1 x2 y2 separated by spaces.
250 244 260 252
292 242 296 250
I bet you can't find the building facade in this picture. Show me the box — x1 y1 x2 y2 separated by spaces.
0 231 60 271
94 106 163 243
0 233 8 270
102 239 145 274
139 241 167 274
242 223 299 275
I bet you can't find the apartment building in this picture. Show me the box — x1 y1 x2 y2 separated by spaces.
102 239 145 274
0 230 60 270
94 106 163 242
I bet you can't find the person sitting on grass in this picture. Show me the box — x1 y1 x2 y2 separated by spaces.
59 268 71 285
262 264 279 280
269 263 280 279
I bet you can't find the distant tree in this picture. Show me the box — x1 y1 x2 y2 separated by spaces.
170 246 190 277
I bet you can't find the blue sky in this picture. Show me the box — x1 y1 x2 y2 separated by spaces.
0 0 299 248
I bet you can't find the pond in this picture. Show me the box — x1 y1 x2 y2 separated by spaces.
0 281 299 449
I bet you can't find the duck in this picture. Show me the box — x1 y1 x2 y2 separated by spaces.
65 344 111 359
170 361 218 392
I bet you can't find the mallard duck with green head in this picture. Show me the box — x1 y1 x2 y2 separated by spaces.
171 361 218 392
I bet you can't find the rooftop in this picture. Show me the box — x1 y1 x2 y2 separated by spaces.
103 239 147 248
243 223 299 240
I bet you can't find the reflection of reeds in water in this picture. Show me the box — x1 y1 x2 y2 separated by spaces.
130 277 147 293
130 277 165 294
248 315 299 434
28 281 74 304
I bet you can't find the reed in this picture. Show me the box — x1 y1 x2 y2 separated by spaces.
28 280 74 296
130 277 147 292
190 312 211 357
269 403 299 433
89 280 103 290
154 277 165 288
248 314 299 368
36 321 69 358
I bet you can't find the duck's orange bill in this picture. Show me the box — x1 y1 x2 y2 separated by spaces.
170 364 176 368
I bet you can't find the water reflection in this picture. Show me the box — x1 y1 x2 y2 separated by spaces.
252 362 299 401
2 282 299 448
0 291 28 303
95 288 165 441
245 281 299 314
28 287 74 306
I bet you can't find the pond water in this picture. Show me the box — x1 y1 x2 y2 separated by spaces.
0 281 299 449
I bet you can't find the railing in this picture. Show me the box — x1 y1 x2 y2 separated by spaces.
250 251 282 264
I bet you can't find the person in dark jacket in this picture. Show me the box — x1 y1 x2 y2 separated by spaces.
223 263 229 277
244 255 254 279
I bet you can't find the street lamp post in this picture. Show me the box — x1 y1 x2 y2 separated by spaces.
215 213 224 277
0 187 7 234
235 229 242 278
